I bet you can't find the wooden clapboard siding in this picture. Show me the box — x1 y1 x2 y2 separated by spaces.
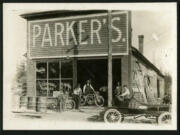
131 52 165 104
121 55 130 87
27 58 36 96
28 12 128 58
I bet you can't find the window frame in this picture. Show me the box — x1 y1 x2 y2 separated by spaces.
35 60 73 97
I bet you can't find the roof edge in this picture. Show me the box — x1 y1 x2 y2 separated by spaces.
131 47 164 78
20 10 126 20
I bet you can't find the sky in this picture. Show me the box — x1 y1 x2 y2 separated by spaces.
3 3 177 130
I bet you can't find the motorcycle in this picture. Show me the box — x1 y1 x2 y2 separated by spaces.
80 91 104 107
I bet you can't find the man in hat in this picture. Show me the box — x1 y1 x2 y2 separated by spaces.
83 79 95 95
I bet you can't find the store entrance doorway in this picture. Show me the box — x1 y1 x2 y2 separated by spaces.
77 58 121 94
77 59 107 91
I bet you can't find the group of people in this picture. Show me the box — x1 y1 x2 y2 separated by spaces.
72 79 95 110
113 82 131 106
99 82 131 105
73 80 131 109
56 79 131 111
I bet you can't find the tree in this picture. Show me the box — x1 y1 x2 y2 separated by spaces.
164 72 172 95
13 60 27 96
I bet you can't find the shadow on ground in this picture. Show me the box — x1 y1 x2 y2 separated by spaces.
87 115 104 122
87 114 156 124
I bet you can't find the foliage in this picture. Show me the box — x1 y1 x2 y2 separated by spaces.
164 72 172 95
14 60 27 96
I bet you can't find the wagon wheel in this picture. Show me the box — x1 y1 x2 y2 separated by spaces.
104 109 122 123
80 95 86 106
157 112 171 124
86 95 94 105
65 99 76 110
95 96 104 107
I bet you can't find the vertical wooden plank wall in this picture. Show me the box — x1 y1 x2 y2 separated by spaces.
26 58 36 96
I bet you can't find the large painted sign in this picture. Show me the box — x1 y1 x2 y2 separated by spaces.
28 11 129 59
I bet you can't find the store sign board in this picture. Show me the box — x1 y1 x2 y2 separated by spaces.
28 11 129 59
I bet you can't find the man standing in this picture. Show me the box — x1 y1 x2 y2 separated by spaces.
116 85 130 102
83 80 95 95
57 90 65 112
73 84 82 109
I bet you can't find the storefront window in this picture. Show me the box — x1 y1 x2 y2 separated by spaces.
36 63 47 96
36 61 73 97
61 60 73 94
36 80 47 96
49 62 59 79
61 61 73 78
36 63 47 79
48 80 59 97
61 80 73 94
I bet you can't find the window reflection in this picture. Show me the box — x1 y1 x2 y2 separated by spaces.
61 80 73 94
36 61 73 97
49 62 59 79
36 80 47 96
36 63 47 79
61 61 72 78
48 80 59 97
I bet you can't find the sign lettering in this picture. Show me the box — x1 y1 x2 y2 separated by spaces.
29 12 129 58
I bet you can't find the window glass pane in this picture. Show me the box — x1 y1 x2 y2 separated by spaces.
61 61 72 78
36 63 47 79
61 80 73 94
48 80 59 97
48 62 59 79
36 80 47 96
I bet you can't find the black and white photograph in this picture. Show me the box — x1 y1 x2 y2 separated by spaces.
3 3 177 130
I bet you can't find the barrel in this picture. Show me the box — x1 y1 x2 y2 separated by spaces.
36 97 47 112
19 96 28 110
27 97 36 112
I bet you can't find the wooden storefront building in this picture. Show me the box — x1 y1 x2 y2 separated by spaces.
21 10 165 109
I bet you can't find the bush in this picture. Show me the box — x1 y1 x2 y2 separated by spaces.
13 60 27 96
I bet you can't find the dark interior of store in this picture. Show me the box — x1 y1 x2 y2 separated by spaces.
77 58 121 92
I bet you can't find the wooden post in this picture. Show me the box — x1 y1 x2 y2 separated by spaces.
108 10 112 107
73 58 77 89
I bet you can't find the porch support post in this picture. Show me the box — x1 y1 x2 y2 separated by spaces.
73 58 77 89
108 10 113 107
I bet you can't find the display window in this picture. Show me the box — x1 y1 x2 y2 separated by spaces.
36 60 73 97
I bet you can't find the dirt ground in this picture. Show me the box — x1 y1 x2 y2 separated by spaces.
12 106 157 124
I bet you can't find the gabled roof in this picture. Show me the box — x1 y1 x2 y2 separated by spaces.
131 47 164 78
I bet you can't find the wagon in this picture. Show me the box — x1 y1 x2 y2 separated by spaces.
102 95 171 124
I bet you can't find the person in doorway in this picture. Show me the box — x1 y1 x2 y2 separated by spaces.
83 80 95 95
114 82 122 105
114 82 122 96
73 84 82 109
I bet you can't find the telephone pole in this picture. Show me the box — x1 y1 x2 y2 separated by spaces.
108 10 112 107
